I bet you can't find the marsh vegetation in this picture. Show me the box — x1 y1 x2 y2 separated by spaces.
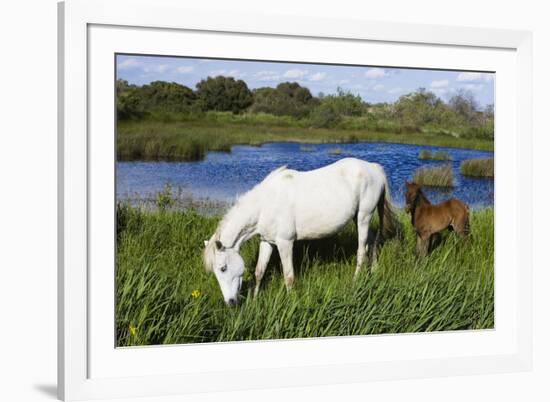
116 204 494 346
117 79 494 162
412 164 455 188
418 150 451 161
460 158 494 178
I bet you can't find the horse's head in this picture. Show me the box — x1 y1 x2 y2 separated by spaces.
203 236 245 306
404 181 421 213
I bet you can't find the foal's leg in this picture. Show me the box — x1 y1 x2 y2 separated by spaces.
276 239 295 290
254 241 273 298
354 212 373 279
452 215 470 237
416 233 429 257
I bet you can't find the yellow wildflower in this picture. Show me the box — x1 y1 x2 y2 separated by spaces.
191 289 201 299
129 325 137 336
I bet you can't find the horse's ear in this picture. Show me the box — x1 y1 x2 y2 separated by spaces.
215 240 224 251
203 240 209 247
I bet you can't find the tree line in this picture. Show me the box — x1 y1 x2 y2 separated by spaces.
116 76 494 139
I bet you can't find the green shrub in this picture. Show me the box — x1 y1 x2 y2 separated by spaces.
309 103 341 128
196 76 253 114
249 82 317 119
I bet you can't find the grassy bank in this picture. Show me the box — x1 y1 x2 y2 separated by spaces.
117 112 494 161
116 205 494 346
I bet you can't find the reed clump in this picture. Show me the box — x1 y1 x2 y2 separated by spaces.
300 145 316 152
413 164 454 187
460 158 494 178
418 150 451 161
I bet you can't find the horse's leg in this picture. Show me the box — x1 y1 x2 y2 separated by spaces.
428 233 439 252
454 215 470 237
254 241 273 298
354 212 373 279
416 233 429 257
276 239 295 291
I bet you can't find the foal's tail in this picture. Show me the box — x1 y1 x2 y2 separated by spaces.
377 174 399 240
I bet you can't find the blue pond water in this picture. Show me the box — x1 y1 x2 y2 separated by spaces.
117 142 494 208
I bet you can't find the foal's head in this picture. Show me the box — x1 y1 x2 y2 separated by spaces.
405 181 422 213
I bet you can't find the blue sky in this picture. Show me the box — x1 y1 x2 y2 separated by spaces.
117 55 495 107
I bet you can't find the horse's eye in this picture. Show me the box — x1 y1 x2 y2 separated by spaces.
220 265 227 273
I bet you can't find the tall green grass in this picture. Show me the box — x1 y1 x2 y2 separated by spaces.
117 112 494 162
460 158 494 178
413 164 454 187
116 205 493 346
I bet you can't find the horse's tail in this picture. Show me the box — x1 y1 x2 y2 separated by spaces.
377 173 398 240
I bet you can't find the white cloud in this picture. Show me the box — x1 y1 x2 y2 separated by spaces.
209 69 246 78
373 84 385 91
430 79 449 88
118 58 142 70
283 69 308 79
432 87 457 97
143 64 170 74
462 83 484 92
254 70 280 82
388 87 403 94
229 69 246 78
456 72 493 82
309 72 327 82
365 68 387 78
432 88 449 95
176 66 194 74
338 79 350 85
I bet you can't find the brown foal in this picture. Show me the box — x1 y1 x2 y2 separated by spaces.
405 182 469 257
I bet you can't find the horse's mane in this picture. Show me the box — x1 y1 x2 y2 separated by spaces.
219 164 287 229
203 165 287 272
409 185 431 227
414 186 431 206
203 232 219 272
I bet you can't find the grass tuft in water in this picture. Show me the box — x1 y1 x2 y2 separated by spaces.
460 158 494 178
413 164 454 187
418 150 451 161
300 145 317 152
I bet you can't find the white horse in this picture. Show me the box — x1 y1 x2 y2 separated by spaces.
203 157 396 306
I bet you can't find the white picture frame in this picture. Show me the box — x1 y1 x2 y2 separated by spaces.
58 0 533 400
